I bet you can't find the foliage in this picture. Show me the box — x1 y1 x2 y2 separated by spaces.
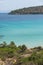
15 48 43 65
18 45 27 53
0 41 43 65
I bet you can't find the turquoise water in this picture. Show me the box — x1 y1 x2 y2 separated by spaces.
0 14 43 48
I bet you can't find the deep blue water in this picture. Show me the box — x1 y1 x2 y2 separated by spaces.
0 13 43 48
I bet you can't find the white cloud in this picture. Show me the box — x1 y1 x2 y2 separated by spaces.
0 0 5 3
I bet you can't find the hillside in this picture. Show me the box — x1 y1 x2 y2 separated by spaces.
0 41 43 65
9 6 43 14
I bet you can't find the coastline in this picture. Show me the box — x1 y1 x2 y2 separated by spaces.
9 6 43 15
0 41 43 65
0 14 43 48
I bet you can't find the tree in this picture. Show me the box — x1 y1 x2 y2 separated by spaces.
3 41 7 47
18 45 27 52
18 46 22 49
21 45 27 52
0 41 7 48
9 41 16 48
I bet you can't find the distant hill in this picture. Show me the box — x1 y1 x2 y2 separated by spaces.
9 6 43 14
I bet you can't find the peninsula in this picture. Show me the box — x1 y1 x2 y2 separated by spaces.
9 6 43 14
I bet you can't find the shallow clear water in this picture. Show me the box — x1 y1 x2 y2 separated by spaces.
0 13 43 48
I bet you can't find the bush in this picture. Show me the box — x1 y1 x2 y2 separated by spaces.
1 56 6 61
18 45 27 53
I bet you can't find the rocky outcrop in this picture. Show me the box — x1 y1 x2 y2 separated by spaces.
9 6 43 14
0 58 16 65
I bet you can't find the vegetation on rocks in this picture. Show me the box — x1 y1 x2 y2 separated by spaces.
9 6 43 14
0 41 43 65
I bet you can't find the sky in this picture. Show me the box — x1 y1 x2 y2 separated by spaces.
0 0 43 12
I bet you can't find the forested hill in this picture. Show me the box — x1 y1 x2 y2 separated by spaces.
9 6 43 14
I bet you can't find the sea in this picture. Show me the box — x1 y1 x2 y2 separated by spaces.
0 13 43 48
